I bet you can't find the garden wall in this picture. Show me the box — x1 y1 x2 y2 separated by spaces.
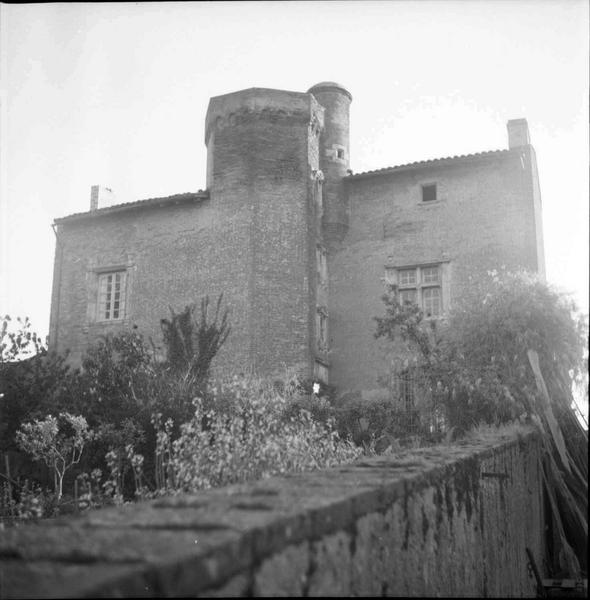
0 428 544 598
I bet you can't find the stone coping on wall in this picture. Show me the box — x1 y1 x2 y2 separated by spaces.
0 427 539 598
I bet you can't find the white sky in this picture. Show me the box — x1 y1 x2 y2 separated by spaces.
1 0 588 341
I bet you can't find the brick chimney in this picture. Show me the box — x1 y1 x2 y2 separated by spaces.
90 185 114 211
507 118 530 149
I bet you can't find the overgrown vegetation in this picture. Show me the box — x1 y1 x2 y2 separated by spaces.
0 296 359 520
152 373 360 493
286 390 435 453
375 268 588 577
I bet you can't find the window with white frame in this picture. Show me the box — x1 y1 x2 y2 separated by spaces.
387 264 443 317
97 271 127 321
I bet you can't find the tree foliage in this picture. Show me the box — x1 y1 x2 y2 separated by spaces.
0 294 231 500
375 268 588 576
160 294 230 382
0 316 81 454
1 316 44 362
16 413 92 500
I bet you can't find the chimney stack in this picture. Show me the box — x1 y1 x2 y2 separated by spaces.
507 118 530 149
90 185 114 211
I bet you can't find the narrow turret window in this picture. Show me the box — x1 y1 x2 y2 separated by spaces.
316 246 327 285
316 308 328 353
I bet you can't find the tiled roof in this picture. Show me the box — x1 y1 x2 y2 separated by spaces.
55 191 209 224
345 148 512 180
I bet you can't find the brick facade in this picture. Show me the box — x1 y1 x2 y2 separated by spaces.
49 82 545 393
330 146 545 391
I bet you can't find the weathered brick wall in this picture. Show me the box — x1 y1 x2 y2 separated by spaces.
329 150 543 392
48 84 545 391
0 428 544 598
49 198 253 373
49 88 324 379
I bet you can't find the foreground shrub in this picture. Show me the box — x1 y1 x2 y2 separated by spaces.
375 268 588 576
155 374 362 492
0 294 231 501
16 413 93 500
160 295 230 387
0 316 81 457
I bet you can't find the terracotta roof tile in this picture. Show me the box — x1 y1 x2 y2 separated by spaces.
55 191 209 224
345 149 512 180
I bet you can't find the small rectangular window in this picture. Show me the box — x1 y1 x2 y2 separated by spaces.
337 148 345 159
98 271 127 321
316 246 327 285
422 184 437 202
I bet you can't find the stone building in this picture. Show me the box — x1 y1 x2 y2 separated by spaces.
49 82 545 394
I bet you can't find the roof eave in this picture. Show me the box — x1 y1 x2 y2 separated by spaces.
54 191 210 225
345 148 516 182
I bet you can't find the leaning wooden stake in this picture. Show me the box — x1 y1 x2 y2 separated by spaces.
4 454 14 519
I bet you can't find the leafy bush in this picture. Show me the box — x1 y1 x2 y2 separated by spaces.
16 413 93 500
283 384 441 453
2 297 362 507
0 294 231 500
0 316 81 456
375 268 588 576
160 295 230 384
334 394 428 449
153 373 362 492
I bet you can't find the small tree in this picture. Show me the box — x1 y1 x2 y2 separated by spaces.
160 294 231 381
0 315 82 458
159 294 231 423
17 413 92 500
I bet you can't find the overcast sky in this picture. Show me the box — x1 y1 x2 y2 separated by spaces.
1 0 588 340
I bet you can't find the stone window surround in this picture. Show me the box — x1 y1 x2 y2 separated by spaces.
326 143 347 163
313 358 329 384
85 258 136 328
417 180 446 206
315 306 329 354
384 260 451 318
316 244 328 286
421 182 437 203
311 170 324 224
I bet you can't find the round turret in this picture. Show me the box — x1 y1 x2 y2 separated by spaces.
307 82 353 101
307 82 352 243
